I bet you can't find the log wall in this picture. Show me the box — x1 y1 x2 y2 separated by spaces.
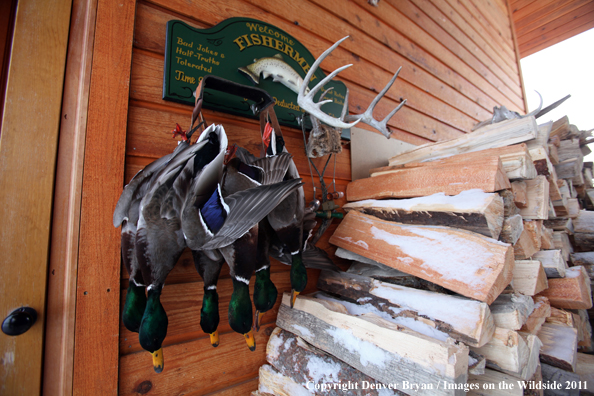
110 0 526 394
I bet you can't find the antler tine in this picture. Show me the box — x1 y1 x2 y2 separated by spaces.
344 67 406 138
298 36 361 129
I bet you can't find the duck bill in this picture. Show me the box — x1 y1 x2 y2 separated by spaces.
244 330 256 351
254 310 265 332
290 289 300 308
209 331 219 347
151 348 164 373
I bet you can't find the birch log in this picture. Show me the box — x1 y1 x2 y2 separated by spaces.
343 190 504 239
276 294 469 396
347 157 510 201
317 270 495 347
330 211 515 304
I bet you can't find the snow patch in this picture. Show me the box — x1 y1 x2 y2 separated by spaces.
293 324 314 339
325 327 389 368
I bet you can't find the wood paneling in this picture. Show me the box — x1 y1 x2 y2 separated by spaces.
64 0 526 394
511 0 594 57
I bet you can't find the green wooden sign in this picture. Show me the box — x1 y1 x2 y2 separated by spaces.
163 18 348 133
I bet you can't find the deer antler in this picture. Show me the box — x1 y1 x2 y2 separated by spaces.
344 67 407 139
297 36 406 138
297 36 361 130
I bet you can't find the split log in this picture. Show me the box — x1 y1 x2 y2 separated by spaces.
500 334 543 381
529 146 562 202
555 158 581 179
330 211 515 304
549 116 570 141
576 353 594 394
520 296 551 334
537 266 593 310
489 293 535 330
573 233 594 252
471 327 528 373
501 190 521 217
513 227 538 259
573 210 594 233
532 250 567 278
546 307 577 327
388 117 538 166
549 144 560 164
343 190 504 239
570 251 594 266
513 260 548 296
266 328 401 396
540 363 580 396
257 364 312 396
518 176 550 220
526 121 551 152
276 294 469 395
552 232 573 262
566 198 580 219
511 181 528 208
523 221 542 251
467 369 524 395
500 214 524 245
375 144 537 180
543 218 573 234
558 138 583 163
347 156 510 201
316 270 495 347
537 323 578 372
468 351 487 375
540 226 554 250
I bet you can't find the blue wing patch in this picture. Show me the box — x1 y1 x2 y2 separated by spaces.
200 185 228 234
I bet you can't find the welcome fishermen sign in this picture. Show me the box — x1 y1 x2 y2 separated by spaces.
163 18 349 131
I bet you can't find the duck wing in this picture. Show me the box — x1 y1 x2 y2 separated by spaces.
251 152 293 185
199 178 304 250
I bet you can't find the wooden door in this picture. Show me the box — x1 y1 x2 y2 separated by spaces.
0 0 72 394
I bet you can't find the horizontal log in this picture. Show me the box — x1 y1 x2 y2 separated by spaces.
489 293 535 331
570 252 594 266
276 294 469 395
540 363 580 396
576 353 594 393
388 117 538 166
467 368 524 395
518 176 550 220
499 333 543 381
513 227 538 260
513 260 548 296
511 181 527 208
520 296 551 335
544 218 573 234
538 323 578 372
317 270 495 347
330 211 515 303
500 214 524 245
537 266 593 310
347 156 510 201
532 250 567 278
572 233 594 252
257 364 311 396
552 232 573 262
572 210 594 233
471 327 529 373
343 190 504 239
541 225 554 250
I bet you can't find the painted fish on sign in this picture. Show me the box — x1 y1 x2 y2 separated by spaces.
163 18 349 133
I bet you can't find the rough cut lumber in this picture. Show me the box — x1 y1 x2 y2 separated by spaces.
500 214 524 245
540 363 580 396
576 353 594 394
276 294 469 395
513 260 548 296
520 296 551 335
537 266 593 310
537 323 578 372
511 181 528 208
523 220 542 251
343 190 504 239
388 117 538 166
330 211 515 304
513 227 538 259
257 364 311 396
540 226 554 250
317 270 495 347
500 334 543 381
347 156 511 201
266 328 397 396
471 327 529 373
552 232 573 262
532 250 567 278
375 144 537 181
518 176 550 220
489 293 535 330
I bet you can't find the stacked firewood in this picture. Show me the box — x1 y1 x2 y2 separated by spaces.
252 116 594 396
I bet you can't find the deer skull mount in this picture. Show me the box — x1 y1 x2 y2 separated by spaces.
297 36 407 154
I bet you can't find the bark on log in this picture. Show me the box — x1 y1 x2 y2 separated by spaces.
532 250 567 278
537 323 578 372
489 293 535 330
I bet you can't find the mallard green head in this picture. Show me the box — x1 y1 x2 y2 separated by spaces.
200 288 220 347
253 266 277 331
290 253 307 307
139 287 168 373
122 283 147 333
229 278 256 351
